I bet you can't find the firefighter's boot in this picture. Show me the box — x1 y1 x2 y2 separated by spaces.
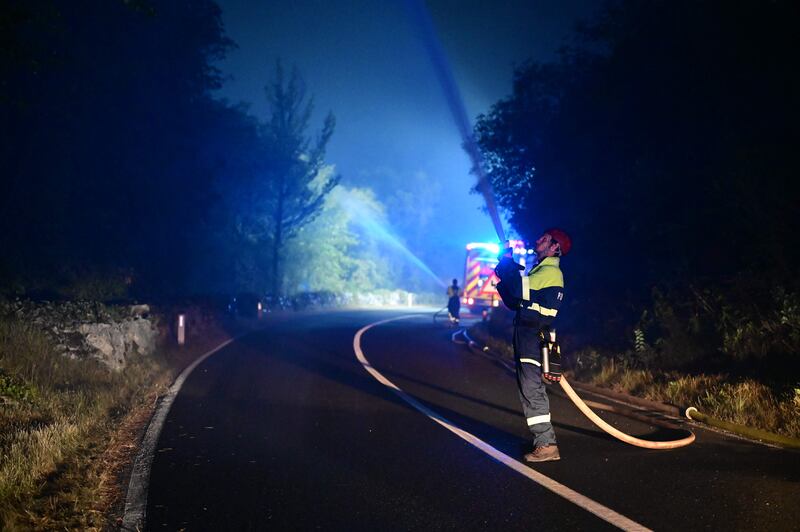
524 444 560 463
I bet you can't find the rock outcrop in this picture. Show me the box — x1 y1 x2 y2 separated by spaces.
0 299 158 371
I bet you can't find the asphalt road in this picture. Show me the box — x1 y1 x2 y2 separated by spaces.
145 309 800 531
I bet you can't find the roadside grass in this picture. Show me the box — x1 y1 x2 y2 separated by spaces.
0 318 171 530
579 358 800 439
469 322 800 440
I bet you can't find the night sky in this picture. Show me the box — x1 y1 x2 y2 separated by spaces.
213 0 597 282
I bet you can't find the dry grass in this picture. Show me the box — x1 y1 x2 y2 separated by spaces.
585 358 800 439
471 323 800 440
0 420 83 500
0 312 237 530
0 317 173 529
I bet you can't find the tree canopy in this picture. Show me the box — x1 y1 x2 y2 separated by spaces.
1 0 240 297
0 1 416 301
475 0 799 347
259 64 340 295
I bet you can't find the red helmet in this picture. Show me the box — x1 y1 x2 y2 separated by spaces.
544 228 572 255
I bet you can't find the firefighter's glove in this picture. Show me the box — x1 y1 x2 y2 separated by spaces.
495 257 523 310
495 256 523 281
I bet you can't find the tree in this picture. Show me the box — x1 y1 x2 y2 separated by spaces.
474 0 800 346
0 0 238 298
283 184 390 295
260 64 340 295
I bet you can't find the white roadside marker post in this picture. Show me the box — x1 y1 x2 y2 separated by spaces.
177 314 186 345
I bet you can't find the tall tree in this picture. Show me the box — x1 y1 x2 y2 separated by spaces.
260 64 339 295
0 0 240 298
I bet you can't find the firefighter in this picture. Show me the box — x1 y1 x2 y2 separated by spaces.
495 228 571 462
446 278 462 324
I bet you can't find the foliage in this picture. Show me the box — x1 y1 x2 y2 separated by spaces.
0 371 37 404
0 0 262 298
697 285 800 362
283 185 390 294
474 0 799 354
0 2 352 300
620 282 800 379
1 2 430 300
54 269 133 302
254 63 340 296
471 0 800 446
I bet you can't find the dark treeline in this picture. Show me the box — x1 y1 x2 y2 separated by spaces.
476 1 799 370
0 1 338 300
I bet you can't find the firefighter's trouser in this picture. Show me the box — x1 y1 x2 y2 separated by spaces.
513 325 557 447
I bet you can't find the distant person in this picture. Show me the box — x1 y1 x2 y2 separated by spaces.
446 279 462 324
495 228 571 462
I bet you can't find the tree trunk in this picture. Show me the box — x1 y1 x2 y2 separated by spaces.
271 177 285 296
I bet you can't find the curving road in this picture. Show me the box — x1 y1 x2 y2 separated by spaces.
143 310 800 531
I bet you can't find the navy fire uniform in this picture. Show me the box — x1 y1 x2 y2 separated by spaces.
495 255 564 447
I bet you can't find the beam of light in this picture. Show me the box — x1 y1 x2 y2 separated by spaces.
405 0 506 243
341 195 447 288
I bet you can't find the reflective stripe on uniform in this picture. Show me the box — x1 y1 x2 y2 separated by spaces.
521 274 530 301
526 413 551 426
527 302 558 317
519 358 541 366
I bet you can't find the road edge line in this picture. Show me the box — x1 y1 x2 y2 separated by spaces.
354 315 651 532
121 333 246 531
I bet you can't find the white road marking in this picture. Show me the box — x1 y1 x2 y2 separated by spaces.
461 328 516 373
354 315 651 532
122 334 245 531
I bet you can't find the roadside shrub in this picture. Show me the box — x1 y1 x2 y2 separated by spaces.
573 347 602 375
631 289 712 369
0 372 37 403
628 281 800 379
57 271 132 302
709 286 800 362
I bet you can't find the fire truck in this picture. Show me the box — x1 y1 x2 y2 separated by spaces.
462 240 530 317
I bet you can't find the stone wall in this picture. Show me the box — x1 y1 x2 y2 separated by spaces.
0 299 158 371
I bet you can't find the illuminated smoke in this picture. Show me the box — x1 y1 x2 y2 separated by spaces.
341 195 447 288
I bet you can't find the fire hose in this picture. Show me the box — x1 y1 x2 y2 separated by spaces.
540 329 695 449
558 377 695 449
460 329 696 449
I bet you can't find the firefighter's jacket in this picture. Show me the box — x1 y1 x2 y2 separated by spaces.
447 285 461 299
495 256 564 330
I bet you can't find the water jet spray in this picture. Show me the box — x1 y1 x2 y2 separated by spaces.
342 194 446 288
408 2 695 449
405 0 505 243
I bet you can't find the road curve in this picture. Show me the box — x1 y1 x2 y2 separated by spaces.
143 310 800 531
